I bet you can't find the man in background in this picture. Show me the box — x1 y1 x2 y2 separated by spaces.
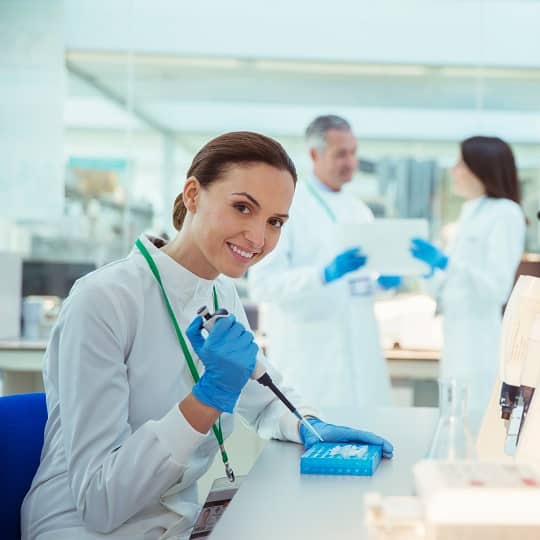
249 115 399 414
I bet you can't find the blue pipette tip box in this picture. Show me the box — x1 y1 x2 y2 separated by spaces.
300 442 382 476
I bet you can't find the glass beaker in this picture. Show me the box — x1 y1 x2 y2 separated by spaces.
427 378 476 460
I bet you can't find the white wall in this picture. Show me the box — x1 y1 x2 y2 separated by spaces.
62 1 540 142
64 1 540 68
1 0 65 221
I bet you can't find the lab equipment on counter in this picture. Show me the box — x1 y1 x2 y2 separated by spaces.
364 276 540 539
365 460 540 539
197 306 324 443
336 219 429 275
21 296 61 340
477 275 540 461
426 379 476 461
300 442 381 476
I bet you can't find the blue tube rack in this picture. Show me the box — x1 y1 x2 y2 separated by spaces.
300 442 382 476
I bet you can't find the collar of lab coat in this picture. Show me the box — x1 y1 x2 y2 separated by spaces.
132 234 216 303
460 195 487 221
310 173 337 193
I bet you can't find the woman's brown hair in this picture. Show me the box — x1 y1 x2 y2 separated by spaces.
461 136 521 204
172 131 297 230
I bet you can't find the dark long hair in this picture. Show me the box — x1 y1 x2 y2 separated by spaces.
172 131 297 230
461 136 521 204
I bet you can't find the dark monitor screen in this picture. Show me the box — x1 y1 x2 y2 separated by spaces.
22 261 96 298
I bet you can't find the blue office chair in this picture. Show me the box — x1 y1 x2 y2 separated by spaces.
0 392 47 540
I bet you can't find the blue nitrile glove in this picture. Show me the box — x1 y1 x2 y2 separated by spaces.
410 237 448 271
186 314 257 413
377 275 402 289
299 418 394 459
324 247 367 284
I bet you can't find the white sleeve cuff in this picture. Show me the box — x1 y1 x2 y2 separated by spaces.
147 403 206 466
278 407 320 443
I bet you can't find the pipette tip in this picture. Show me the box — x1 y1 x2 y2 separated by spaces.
300 417 324 442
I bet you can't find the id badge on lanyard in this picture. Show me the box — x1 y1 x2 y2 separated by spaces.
348 275 374 297
189 476 244 539
306 181 373 298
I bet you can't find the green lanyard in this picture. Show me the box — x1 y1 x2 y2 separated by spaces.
305 180 337 223
135 239 235 482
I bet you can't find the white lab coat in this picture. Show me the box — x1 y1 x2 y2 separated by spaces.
248 179 391 415
429 197 525 427
21 235 316 540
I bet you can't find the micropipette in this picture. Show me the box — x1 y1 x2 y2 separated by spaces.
197 306 324 442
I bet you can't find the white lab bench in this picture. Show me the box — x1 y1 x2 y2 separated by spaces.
0 340 439 397
0 344 439 531
209 407 438 539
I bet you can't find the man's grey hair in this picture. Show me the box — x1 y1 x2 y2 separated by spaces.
305 115 351 151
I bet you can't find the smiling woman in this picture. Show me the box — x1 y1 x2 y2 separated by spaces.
163 132 297 279
172 164 295 278
21 130 393 540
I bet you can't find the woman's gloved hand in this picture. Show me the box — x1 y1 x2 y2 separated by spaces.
377 275 402 289
186 315 257 413
324 247 367 284
299 418 394 459
410 238 448 270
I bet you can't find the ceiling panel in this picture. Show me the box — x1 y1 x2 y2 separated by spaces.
65 53 540 141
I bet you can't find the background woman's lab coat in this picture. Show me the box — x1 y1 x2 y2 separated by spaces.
431 197 525 427
22 235 315 540
248 180 391 415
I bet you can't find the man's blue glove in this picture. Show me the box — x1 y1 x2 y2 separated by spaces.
186 314 257 413
410 237 448 270
324 247 367 284
377 275 402 289
299 418 394 459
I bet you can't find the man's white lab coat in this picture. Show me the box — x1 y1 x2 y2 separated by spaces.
248 179 391 415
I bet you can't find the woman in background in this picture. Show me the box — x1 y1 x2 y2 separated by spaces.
411 136 526 430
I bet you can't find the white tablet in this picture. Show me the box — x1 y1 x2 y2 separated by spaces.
335 219 429 276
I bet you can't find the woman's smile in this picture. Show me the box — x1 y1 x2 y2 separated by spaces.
226 241 258 263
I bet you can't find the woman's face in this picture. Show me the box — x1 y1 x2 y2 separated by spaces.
186 163 295 278
451 155 486 200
